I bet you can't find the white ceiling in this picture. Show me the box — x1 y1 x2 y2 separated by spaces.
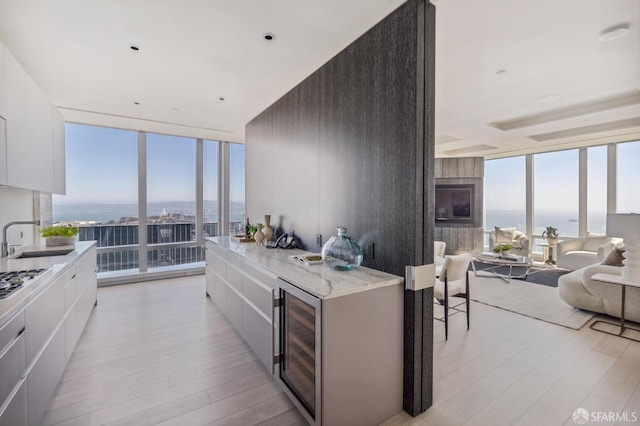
0 0 639 158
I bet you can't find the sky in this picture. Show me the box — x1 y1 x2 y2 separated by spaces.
55 123 245 205
485 142 640 214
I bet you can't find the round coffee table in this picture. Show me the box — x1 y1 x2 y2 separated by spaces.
472 253 534 283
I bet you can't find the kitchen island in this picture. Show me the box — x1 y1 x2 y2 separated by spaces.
0 241 97 425
205 236 404 426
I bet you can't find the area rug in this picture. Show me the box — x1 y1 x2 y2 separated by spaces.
467 270 595 330
471 262 571 288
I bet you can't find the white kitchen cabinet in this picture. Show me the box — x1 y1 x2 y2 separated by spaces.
26 324 65 426
27 76 54 193
0 243 97 426
205 240 276 373
0 47 6 118
0 117 6 186
0 312 26 408
4 48 27 190
1 43 63 193
52 109 65 194
0 381 27 426
24 273 65 367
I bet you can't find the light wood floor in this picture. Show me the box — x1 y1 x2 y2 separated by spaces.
42 276 306 426
43 276 640 426
383 300 640 426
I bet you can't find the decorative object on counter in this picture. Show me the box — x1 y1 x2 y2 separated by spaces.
263 215 273 242
321 226 363 270
254 224 265 246
542 226 559 245
231 235 255 243
291 254 323 266
245 218 251 237
40 224 78 247
492 243 513 257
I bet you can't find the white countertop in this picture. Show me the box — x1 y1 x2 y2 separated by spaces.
0 241 97 327
207 237 403 299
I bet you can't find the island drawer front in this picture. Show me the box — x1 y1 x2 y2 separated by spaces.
226 262 243 293
0 311 25 353
243 263 279 291
207 241 228 259
226 251 244 270
242 273 274 320
207 251 227 278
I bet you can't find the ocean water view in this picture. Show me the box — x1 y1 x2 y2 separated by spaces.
485 209 607 237
53 201 247 224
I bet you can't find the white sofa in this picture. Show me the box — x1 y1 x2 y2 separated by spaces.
558 263 640 323
489 228 530 257
557 236 621 270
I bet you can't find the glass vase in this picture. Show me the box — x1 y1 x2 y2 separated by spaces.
321 226 363 270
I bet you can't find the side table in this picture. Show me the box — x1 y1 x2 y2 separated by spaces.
591 273 640 341
538 242 558 266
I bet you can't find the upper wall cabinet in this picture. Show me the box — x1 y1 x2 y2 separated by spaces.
2 45 65 194
52 109 65 194
0 48 6 118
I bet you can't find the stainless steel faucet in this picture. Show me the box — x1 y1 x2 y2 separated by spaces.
2 220 41 257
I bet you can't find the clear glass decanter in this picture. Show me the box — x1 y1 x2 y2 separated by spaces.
321 226 363 270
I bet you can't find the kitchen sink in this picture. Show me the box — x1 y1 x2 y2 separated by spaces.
16 248 75 258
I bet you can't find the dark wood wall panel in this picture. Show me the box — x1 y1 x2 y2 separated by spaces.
246 1 423 277
245 0 436 417
435 158 484 253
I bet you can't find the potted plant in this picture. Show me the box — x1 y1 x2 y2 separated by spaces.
542 226 559 245
493 243 513 256
40 224 79 247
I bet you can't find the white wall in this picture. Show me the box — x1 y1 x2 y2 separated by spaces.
0 185 38 247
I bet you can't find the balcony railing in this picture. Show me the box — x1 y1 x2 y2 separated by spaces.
78 222 241 273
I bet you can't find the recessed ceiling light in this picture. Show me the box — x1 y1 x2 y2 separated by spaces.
537 94 560 103
130 45 140 51
263 33 275 41
218 97 225 101
599 23 630 41
134 101 140 105
496 69 507 76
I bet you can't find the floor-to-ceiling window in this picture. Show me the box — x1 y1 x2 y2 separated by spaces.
203 140 219 237
146 133 198 270
483 141 638 256
54 123 244 277
53 125 139 272
533 150 579 253
587 146 607 234
484 156 526 246
617 140 640 214
229 143 246 234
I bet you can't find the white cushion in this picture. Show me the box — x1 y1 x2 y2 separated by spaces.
434 280 464 300
495 227 516 243
582 237 610 252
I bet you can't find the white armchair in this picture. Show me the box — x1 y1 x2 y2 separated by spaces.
557 235 622 270
489 227 530 257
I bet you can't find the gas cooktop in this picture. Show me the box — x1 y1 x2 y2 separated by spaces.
0 269 48 299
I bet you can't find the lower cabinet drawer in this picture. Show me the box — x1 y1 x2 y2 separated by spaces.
0 327 26 410
0 380 27 426
225 285 243 335
242 302 273 374
26 325 65 426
